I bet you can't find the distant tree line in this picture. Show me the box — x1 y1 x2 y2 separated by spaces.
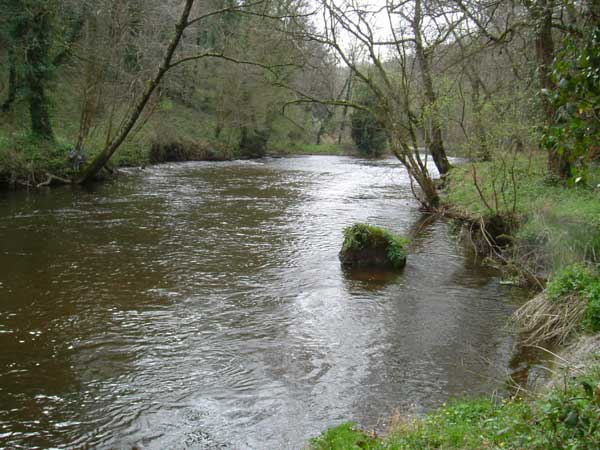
1 0 598 202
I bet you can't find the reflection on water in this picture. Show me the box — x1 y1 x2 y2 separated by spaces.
0 156 525 449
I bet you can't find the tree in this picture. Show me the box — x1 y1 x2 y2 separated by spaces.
542 22 600 183
350 83 387 157
23 0 56 140
77 0 310 181
289 0 459 207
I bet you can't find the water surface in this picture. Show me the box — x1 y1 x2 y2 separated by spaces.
0 156 524 449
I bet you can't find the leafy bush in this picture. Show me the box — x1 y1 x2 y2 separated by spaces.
547 264 595 300
542 25 600 183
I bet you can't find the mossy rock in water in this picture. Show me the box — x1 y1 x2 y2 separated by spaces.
339 223 409 270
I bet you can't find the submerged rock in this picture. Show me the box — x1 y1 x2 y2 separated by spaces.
339 223 409 270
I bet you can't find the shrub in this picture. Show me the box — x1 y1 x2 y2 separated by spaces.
547 264 595 301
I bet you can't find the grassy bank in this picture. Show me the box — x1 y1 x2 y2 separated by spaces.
311 366 600 449
0 91 231 186
0 75 350 187
445 153 600 277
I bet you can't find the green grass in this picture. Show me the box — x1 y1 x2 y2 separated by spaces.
311 366 600 450
445 153 600 273
0 130 75 182
311 423 379 450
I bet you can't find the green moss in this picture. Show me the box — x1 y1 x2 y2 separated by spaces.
341 223 410 269
311 367 600 450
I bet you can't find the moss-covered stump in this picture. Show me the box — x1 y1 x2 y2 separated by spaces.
339 223 409 270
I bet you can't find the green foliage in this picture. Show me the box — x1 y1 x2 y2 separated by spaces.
542 25 600 183
311 368 600 450
342 223 409 269
310 422 378 450
0 130 71 183
350 84 387 158
547 264 596 301
547 264 600 332
239 127 269 158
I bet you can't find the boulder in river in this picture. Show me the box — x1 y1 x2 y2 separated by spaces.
339 223 409 270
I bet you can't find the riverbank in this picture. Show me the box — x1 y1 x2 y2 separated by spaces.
311 365 600 449
444 153 600 281
310 152 600 449
0 78 356 188
0 127 352 188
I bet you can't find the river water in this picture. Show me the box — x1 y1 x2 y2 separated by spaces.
0 156 525 449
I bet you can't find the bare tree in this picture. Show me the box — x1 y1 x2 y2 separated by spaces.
287 0 460 207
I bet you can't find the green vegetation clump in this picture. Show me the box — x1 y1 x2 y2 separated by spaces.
311 367 600 450
311 423 378 450
341 223 409 270
547 264 600 333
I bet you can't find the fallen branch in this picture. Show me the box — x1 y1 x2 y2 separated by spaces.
37 173 72 188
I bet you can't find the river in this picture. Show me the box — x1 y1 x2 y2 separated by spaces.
0 156 525 449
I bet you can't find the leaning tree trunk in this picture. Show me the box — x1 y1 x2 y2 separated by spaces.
26 3 54 140
77 0 195 183
413 0 451 176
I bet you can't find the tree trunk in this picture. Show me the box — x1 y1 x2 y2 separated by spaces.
413 0 451 176
316 110 332 145
77 0 195 183
1 46 17 113
26 2 54 140
535 0 570 178
337 73 353 145
470 77 490 161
